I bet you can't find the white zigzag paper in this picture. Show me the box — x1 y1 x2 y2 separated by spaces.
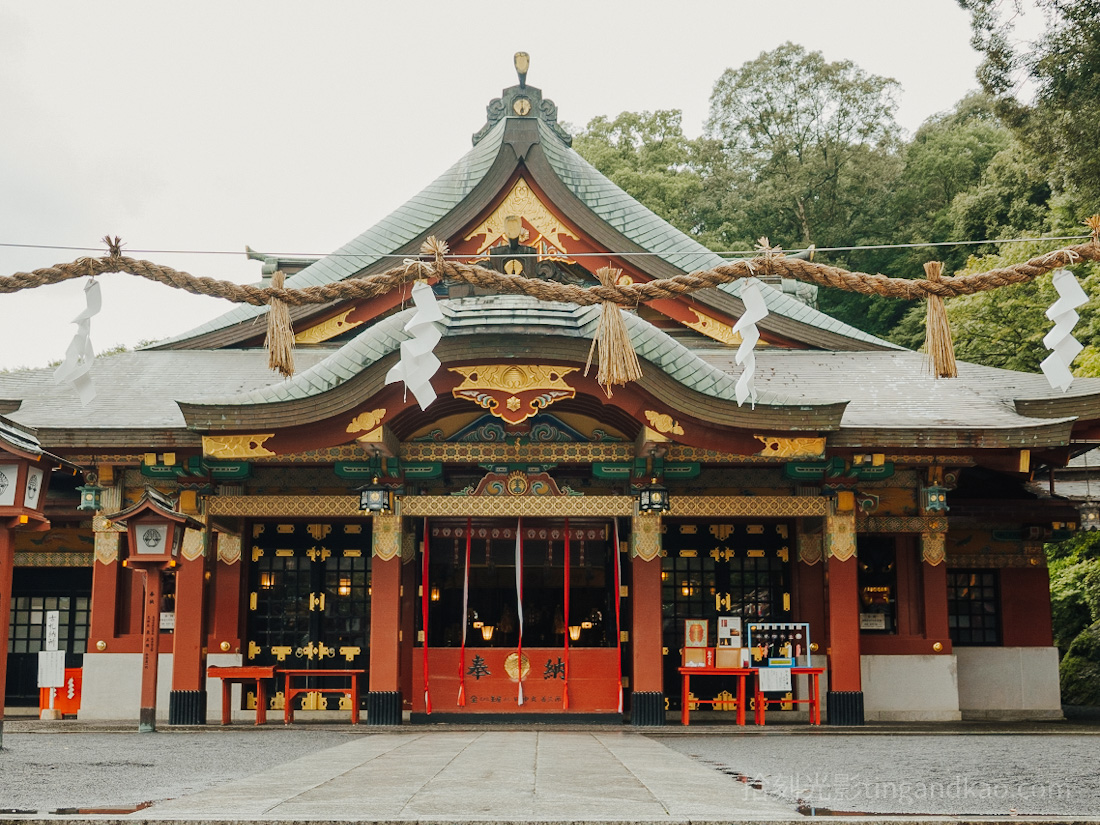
385 281 444 409
1040 268 1089 393
53 278 101 405
730 279 769 407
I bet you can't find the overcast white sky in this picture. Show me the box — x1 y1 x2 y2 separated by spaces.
0 1 1046 372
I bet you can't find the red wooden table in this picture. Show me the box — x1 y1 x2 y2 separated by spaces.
752 666 825 725
678 666 754 725
207 665 276 725
282 669 364 724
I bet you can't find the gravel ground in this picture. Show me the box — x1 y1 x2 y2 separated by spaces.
656 731 1100 818
0 728 356 813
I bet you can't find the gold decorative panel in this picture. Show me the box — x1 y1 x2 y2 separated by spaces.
825 510 857 562
94 532 119 565
798 531 823 566
631 510 662 561
922 532 946 566
373 511 402 561
858 515 948 533
295 309 363 345
346 409 386 434
644 411 684 436
202 434 276 459
217 534 242 565
753 435 827 459
667 497 829 518
402 495 634 518
181 529 205 562
402 442 635 463
207 496 363 518
450 365 578 424
464 178 579 255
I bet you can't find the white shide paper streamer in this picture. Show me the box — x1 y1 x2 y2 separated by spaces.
53 278 101 405
385 280 443 409
1040 268 1089 393
730 279 769 407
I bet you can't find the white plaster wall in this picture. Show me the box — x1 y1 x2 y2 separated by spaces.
956 646 1063 720
79 652 253 723
860 654 962 722
79 652 174 721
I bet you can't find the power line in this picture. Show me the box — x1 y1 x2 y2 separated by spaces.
0 233 1092 261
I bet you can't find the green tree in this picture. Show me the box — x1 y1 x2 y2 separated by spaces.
573 110 704 235
959 0 1100 215
704 42 903 250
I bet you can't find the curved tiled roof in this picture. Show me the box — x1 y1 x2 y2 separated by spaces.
184 295 833 409
156 96 896 350
154 119 510 347
534 120 893 349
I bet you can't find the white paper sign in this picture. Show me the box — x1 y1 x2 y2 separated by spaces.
38 650 66 688
136 523 169 554
0 463 18 507
756 666 792 693
23 466 44 510
160 611 176 631
45 610 60 652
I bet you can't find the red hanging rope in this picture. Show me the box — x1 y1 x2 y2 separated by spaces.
458 517 471 706
563 518 571 710
421 517 431 714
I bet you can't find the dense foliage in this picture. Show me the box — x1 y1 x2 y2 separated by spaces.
574 25 1100 704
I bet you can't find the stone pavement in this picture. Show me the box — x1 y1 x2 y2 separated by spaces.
2 722 1100 824
140 730 796 821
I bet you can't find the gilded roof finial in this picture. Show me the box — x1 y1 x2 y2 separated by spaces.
514 52 529 88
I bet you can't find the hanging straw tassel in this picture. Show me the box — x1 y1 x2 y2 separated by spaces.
924 261 957 378
584 267 642 397
265 269 296 378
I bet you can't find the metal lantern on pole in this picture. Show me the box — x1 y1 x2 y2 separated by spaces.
0 416 72 748
107 488 202 732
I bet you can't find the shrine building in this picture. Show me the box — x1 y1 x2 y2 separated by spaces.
1 57 1090 727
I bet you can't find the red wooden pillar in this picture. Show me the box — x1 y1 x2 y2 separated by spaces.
368 554 401 723
825 508 863 724
921 534 951 650
368 512 403 724
138 567 165 732
169 532 208 724
630 515 664 725
0 528 14 747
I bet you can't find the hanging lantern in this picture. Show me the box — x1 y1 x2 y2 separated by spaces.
638 478 670 513
481 624 495 642
357 477 393 513
1079 502 1100 531
921 484 949 513
76 483 103 512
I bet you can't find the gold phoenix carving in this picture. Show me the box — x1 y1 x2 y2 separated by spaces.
753 435 827 459
295 309 364 345
464 178 579 255
203 434 276 459
684 308 746 346
645 411 684 436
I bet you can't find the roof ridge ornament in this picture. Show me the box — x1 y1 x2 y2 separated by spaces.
472 52 572 148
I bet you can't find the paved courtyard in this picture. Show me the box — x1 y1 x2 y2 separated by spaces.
0 721 1098 822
